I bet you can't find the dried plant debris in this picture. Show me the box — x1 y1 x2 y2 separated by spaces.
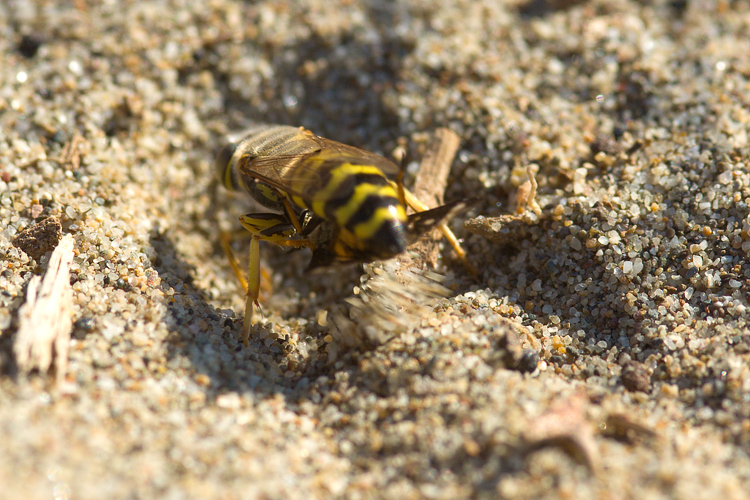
13 234 74 382
522 393 600 473
11 216 63 261
410 127 465 267
54 133 87 171
464 212 547 246
467 164 543 246
412 128 461 207
523 402 659 474
513 165 542 216
601 413 659 446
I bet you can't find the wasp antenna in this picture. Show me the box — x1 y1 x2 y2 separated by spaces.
395 147 408 208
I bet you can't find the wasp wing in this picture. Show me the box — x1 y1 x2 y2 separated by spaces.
405 198 478 243
236 152 312 191
236 138 400 205
314 139 400 177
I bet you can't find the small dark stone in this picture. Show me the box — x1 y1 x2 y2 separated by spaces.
590 134 621 157
50 130 69 144
114 277 133 291
622 362 651 392
18 34 44 59
613 125 626 141
549 354 566 366
669 0 688 17
517 350 539 373
73 317 95 339
645 337 664 350
11 217 63 260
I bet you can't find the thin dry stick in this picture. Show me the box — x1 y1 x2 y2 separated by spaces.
517 164 541 216
14 234 74 383
413 128 461 207
409 128 462 267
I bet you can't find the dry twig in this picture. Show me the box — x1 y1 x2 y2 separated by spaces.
515 165 542 216
14 234 75 382
522 393 600 473
410 128 462 267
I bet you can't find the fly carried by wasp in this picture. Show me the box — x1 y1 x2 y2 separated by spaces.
215 124 475 337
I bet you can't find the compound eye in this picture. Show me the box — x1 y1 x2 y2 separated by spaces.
214 142 237 182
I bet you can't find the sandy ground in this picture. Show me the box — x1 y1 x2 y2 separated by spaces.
2 0 750 498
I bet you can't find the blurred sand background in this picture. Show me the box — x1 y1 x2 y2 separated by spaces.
2 1 750 498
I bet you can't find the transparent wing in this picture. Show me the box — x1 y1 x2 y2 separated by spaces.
236 135 399 204
405 198 478 242
314 139 400 177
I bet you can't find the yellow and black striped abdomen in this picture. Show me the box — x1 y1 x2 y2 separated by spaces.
293 158 409 260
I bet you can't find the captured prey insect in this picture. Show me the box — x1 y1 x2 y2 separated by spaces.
215 124 474 337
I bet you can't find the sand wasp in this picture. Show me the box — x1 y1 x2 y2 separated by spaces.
215 124 473 336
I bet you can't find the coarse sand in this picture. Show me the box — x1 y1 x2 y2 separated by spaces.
2 1 750 499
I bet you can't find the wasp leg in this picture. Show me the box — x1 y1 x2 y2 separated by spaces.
219 230 262 344
220 228 275 294
233 212 317 338
243 235 260 341
396 184 476 273
280 197 306 235
220 229 250 292
238 213 315 248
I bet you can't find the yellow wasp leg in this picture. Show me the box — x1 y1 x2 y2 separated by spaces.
239 213 296 243
231 212 318 339
243 236 261 341
397 184 470 263
220 230 249 292
238 214 315 248
280 197 305 235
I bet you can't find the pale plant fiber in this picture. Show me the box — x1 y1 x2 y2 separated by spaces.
14 234 74 382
